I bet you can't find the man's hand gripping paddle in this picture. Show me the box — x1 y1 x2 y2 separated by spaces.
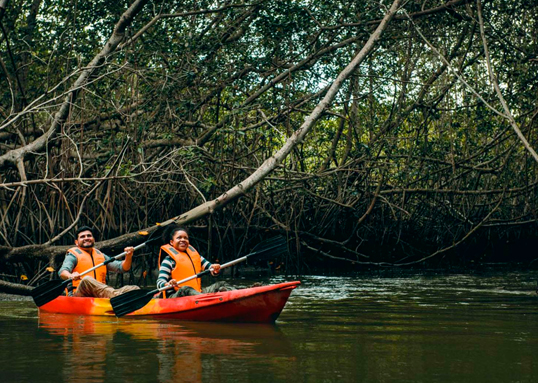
31 227 164 307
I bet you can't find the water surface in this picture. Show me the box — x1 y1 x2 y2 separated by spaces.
1 271 538 382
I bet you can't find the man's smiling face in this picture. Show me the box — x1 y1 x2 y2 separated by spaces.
75 230 95 249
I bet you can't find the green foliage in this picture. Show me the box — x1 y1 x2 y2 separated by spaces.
1 0 538 267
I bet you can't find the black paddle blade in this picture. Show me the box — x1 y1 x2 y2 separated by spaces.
110 288 156 317
31 279 70 307
252 236 286 252
247 236 287 263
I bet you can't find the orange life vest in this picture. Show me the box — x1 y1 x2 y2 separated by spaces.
159 244 203 293
67 247 107 290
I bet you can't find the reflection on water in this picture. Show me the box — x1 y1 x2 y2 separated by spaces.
2 271 538 383
33 314 293 383
279 272 538 383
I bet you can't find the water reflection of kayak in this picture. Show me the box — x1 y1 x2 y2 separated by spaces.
38 311 296 383
38 281 300 323
38 313 288 345
38 312 294 357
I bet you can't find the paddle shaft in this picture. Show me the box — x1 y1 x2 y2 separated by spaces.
157 254 251 293
73 242 147 279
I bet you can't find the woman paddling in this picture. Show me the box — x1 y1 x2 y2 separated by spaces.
157 225 232 297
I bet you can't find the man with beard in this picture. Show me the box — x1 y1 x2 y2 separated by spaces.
58 226 140 298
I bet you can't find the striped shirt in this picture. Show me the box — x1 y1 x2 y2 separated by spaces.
156 255 211 289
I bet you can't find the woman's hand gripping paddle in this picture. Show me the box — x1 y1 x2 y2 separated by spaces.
111 236 287 317
31 227 164 307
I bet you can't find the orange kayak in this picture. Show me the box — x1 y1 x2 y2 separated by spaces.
38 281 300 323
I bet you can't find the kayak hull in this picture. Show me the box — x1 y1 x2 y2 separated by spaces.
38 281 300 323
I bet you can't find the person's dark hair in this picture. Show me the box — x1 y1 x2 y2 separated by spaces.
162 224 189 243
75 225 94 239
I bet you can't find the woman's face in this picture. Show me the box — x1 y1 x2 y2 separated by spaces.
170 230 189 252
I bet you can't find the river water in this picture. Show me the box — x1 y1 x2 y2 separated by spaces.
1 271 538 383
